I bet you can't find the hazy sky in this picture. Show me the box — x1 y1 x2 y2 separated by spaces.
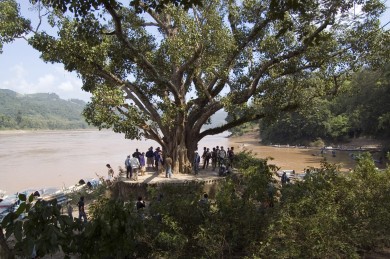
0 1 389 102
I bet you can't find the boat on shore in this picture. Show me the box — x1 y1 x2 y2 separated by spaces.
0 178 102 223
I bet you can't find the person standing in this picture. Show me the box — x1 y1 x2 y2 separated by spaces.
139 152 146 176
201 147 207 169
228 147 235 168
157 151 164 176
211 147 218 171
165 155 173 178
125 155 132 179
130 154 141 181
193 151 200 175
203 148 211 169
133 148 141 161
281 171 288 186
218 146 227 167
106 164 114 183
154 147 161 171
145 147 154 169
67 201 73 218
267 181 275 208
77 196 87 223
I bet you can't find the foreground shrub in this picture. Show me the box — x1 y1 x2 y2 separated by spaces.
254 153 390 258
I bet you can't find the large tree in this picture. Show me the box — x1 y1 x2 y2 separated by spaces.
1 0 388 172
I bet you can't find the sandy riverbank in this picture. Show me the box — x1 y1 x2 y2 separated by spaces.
227 132 385 173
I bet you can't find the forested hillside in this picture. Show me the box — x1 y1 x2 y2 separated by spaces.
0 89 91 130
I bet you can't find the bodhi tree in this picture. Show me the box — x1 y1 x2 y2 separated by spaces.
1 0 388 172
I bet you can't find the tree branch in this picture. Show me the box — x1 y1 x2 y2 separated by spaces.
101 0 181 100
199 102 300 139
232 19 332 105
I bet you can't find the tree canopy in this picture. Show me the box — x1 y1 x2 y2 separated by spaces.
1 0 388 171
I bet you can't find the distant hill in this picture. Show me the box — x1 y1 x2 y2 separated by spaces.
0 89 91 130
203 110 228 130
0 89 228 131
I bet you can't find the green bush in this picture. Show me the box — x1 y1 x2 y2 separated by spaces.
310 138 325 147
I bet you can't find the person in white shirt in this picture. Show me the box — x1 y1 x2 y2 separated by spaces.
218 146 227 167
130 154 141 181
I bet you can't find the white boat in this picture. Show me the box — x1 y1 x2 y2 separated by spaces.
0 194 19 222
63 177 101 194
0 187 68 223
276 170 296 179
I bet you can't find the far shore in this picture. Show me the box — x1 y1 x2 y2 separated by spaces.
0 129 98 135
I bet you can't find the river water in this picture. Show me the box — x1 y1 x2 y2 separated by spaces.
0 130 230 194
0 130 385 195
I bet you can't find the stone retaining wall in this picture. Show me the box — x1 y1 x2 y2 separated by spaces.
111 178 226 201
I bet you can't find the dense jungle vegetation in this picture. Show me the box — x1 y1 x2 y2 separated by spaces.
0 89 91 130
1 152 390 258
257 66 390 147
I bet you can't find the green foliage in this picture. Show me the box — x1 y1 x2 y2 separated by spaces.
2 152 390 258
83 85 145 139
0 89 91 130
1 194 79 258
258 98 333 145
259 65 390 145
228 121 258 136
310 138 325 147
0 0 30 53
78 197 147 258
30 0 202 17
255 155 390 258
333 66 390 138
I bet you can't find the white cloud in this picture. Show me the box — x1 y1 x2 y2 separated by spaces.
38 74 56 88
11 64 29 79
58 81 74 91
0 63 91 101
1 64 34 94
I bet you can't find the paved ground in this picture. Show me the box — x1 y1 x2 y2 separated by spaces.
117 165 225 185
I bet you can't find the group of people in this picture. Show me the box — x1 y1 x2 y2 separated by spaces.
145 146 173 178
104 145 236 182
123 146 174 179
193 146 235 175
124 148 147 181
66 196 87 223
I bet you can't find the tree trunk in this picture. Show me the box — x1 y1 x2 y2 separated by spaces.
164 128 198 174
